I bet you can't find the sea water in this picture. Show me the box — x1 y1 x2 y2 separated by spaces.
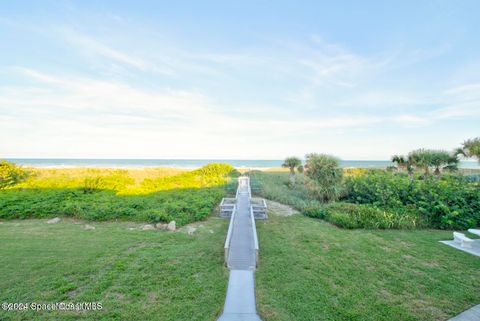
5 159 480 169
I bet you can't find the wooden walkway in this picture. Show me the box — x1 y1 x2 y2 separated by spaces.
218 177 262 321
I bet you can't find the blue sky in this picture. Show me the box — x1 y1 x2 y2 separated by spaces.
1 1 479 159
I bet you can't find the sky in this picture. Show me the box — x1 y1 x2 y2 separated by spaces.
0 0 479 160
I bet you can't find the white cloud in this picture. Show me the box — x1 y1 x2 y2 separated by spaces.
2 67 446 158
59 30 178 75
1 20 479 159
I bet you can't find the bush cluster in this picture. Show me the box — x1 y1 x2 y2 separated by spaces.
0 163 235 226
343 171 480 229
249 168 479 230
322 202 419 229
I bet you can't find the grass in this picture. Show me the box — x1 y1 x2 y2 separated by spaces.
2 167 479 320
1 192 479 320
248 170 317 211
0 218 228 321
255 212 480 321
16 167 187 189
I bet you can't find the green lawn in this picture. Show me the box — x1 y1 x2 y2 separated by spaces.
255 212 480 321
1 201 479 321
0 218 228 321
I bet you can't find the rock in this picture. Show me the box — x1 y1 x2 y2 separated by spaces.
84 224 95 230
209 230 214 234
167 221 176 231
128 227 136 231
155 223 167 230
186 226 197 235
0 222 4 225
142 224 155 230
47 217 61 224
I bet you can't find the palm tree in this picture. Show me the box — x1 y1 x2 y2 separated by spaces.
407 149 458 177
429 150 459 175
282 157 302 185
304 153 342 202
408 149 433 177
392 155 407 170
455 137 480 163
392 154 414 180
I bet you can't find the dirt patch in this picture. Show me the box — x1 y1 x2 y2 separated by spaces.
266 200 299 217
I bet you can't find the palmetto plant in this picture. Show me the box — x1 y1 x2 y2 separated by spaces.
391 154 414 180
282 156 303 185
409 149 459 176
304 153 342 202
456 137 480 163
408 149 432 176
429 151 459 175
392 149 458 178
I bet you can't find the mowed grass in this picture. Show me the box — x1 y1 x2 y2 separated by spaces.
255 212 480 321
0 218 228 321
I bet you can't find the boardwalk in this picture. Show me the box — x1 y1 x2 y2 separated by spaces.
218 177 262 321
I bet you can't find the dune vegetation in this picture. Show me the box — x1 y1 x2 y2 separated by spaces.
0 162 238 226
248 150 480 230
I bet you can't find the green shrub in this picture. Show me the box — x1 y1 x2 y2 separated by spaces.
343 171 480 229
304 153 343 202
302 203 326 219
0 163 232 226
323 202 419 229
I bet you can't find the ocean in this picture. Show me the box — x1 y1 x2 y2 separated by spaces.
5 158 480 169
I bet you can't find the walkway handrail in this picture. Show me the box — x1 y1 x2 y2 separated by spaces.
224 204 236 263
250 205 259 263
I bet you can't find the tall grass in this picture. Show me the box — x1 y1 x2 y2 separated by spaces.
247 170 321 211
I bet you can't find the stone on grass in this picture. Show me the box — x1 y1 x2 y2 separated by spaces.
142 224 155 231
155 223 168 230
84 224 95 230
47 217 61 224
167 221 176 231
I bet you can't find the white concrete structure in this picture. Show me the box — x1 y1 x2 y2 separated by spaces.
468 229 480 237
218 176 263 321
440 231 480 257
454 232 474 248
